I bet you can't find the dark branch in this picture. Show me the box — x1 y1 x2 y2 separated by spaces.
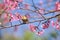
0 14 60 29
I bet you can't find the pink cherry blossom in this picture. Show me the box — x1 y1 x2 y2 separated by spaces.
25 14 30 18
3 13 8 18
51 21 55 27
0 3 5 9
55 2 60 10
42 23 49 29
30 24 37 32
4 0 18 10
24 4 29 9
3 18 9 24
36 30 44 35
56 24 60 30
10 2 18 10
15 12 22 20
8 13 15 21
4 0 10 3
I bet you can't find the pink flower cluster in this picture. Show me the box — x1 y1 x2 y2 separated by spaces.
51 20 60 30
55 1 60 10
29 20 60 36
3 0 19 10
29 24 44 36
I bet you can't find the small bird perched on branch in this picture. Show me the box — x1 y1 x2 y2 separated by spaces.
21 16 28 24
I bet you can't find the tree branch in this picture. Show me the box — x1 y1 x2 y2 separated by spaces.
0 14 60 29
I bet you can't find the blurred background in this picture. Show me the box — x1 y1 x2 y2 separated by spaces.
0 0 60 40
